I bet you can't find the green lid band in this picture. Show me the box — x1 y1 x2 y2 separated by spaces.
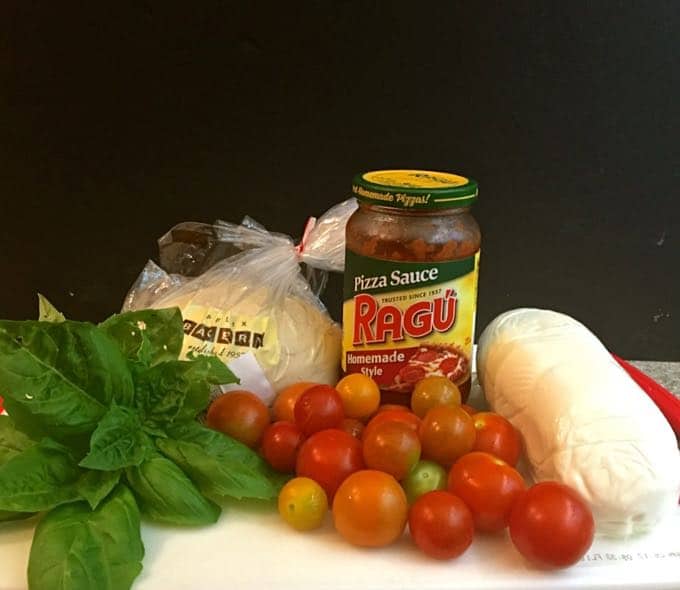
352 169 478 210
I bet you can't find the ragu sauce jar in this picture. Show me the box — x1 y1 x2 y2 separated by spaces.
342 169 481 404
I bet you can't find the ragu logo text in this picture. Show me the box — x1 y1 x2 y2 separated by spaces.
352 289 458 346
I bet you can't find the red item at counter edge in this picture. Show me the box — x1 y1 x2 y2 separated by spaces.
612 354 680 439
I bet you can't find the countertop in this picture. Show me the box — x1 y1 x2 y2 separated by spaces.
630 361 680 398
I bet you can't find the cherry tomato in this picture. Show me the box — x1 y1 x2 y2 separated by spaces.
273 382 317 423
409 491 474 560
335 374 381 420
206 391 270 448
333 470 408 547
261 421 305 472
375 403 411 414
401 460 448 505
296 429 364 499
448 451 526 532
294 385 344 436
460 404 477 416
418 405 476 467
362 421 421 481
410 376 461 418
363 409 421 441
339 417 365 439
278 477 328 531
472 412 522 466
509 481 595 568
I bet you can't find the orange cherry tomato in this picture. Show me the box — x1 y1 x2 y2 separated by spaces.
335 374 381 420
472 412 522 466
206 391 270 448
448 451 526 533
333 470 408 547
363 409 421 441
362 421 421 481
410 376 461 418
273 382 317 423
418 405 476 467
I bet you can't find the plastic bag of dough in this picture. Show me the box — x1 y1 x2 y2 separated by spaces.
123 199 357 395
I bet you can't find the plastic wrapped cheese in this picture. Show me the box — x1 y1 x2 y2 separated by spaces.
477 308 680 537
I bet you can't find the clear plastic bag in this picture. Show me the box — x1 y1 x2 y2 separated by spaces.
123 198 357 396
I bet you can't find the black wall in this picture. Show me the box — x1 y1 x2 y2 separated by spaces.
1 2 678 359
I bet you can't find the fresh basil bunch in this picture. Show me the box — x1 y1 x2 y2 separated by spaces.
0 296 284 590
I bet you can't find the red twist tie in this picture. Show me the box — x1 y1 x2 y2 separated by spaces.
294 216 317 258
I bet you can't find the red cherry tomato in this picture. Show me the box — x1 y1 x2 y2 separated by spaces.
294 385 344 436
375 403 411 415
472 412 522 466
408 491 474 560
448 451 526 532
206 391 270 448
362 421 421 481
261 421 305 473
418 405 476 467
460 404 477 416
509 482 595 568
296 429 364 499
339 417 365 439
363 409 421 441
273 382 317 423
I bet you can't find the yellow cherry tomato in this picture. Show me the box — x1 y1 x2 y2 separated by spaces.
278 477 328 531
335 374 381 420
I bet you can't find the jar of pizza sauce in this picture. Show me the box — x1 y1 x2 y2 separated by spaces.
343 169 481 405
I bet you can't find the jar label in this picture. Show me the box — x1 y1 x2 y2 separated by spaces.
342 250 480 394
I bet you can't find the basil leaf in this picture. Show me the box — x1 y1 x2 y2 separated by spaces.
0 438 82 512
80 406 154 471
28 484 144 590
77 470 121 510
126 453 220 526
37 294 65 323
0 415 36 465
0 510 35 523
135 356 237 427
99 308 184 367
0 321 133 439
157 423 283 501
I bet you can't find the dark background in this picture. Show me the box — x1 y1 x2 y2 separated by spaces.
1 2 678 359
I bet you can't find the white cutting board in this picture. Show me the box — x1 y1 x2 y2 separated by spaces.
1 501 679 590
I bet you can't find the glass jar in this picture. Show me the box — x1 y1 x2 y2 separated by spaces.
342 169 481 405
